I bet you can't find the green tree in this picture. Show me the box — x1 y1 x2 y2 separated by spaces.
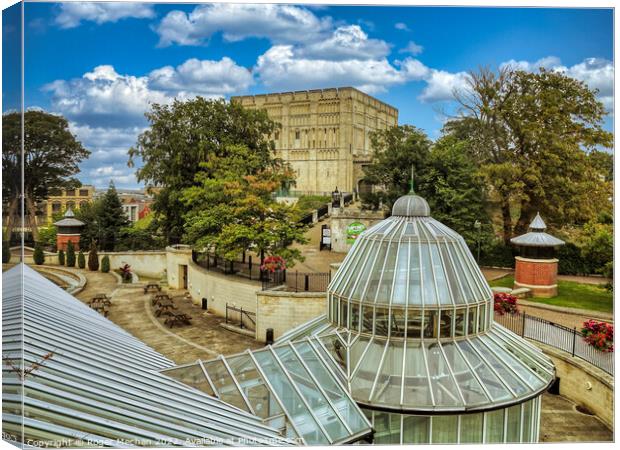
445 67 613 243
77 250 86 269
2 242 10 264
101 255 110 273
128 97 280 244
66 241 76 267
360 125 432 210
2 111 89 241
38 226 57 249
75 200 104 249
87 242 99 271
588 149 613 182
181 144 306 265
58 249 65 266
579 221 613 277
98 181 129 251
116 224 165 251
33 243 45 265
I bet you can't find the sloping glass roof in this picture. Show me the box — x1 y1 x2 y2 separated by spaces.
162 343 373 445
2 264 293 447
276 315 554 412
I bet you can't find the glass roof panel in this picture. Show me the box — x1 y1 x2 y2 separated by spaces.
273 346 350 443
440 342 489 406
426 342 463 408
371 340 404 405
251 350 330 445
403 341 434 407
202 359 251 413
160 364 214 396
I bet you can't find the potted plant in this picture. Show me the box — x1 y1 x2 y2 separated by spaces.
493 292 518 316
119 263 133 283
581 320 614 352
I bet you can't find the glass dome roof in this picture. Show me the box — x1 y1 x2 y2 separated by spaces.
279 192 555 413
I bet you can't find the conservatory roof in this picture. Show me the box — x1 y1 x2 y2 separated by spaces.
328 213 493 308
162 343 373 445
276 315 555 413
2 264 293 447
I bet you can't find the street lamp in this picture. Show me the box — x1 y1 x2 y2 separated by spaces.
474 220 481 263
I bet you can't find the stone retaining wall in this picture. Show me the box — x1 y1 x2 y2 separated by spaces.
536 342 613 429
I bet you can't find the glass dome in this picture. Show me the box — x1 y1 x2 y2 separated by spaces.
278 192 555 443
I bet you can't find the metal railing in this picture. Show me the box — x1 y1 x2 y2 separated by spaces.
225 303 256 331
494 311 614 375
261 270 331 292
193 251 264 281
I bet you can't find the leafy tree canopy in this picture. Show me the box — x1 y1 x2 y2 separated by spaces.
97 181 130 251
128 97 279 244
444 67 612 242
2 111 89 240
181 144 307 265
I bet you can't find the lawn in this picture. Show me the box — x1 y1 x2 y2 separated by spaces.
488 275 613 314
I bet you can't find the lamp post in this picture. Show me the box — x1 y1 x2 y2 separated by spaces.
474 220 481 263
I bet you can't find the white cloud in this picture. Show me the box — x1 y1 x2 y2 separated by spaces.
418 70 470 102
298 25 391 61
399 41 424 56
155 3 332 47
500 56 562 72
394 22 410 31
43 58 253 127
68 123 145 162
148 57 253 96
255 46 426 94
87 164 138 188
55 3 155 29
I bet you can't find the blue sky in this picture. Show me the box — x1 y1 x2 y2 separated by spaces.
2 2 614 189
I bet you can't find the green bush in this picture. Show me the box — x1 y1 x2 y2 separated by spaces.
479 243 515 268
87 242 99 271
2 242 10 264
558 242 593 275
38 226 57 248
77 251 86 269
101 255 110 273
58 249 65 266
66 241 76 267
33 243 45 265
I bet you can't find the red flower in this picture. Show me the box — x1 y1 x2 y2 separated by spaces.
581 320 614 352
494 292 519 316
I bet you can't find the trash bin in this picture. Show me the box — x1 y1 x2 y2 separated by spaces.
266 328 274 345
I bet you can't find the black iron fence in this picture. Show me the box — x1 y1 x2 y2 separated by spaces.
494 311 614 375
261 270 331 293
192 251 265 280
225 303 256 331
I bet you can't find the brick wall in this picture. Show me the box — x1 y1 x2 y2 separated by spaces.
514 257 558 297
56 234 80 251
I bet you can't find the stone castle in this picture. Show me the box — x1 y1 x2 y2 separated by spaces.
232 87 398 195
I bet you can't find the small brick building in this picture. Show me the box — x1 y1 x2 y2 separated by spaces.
511 213 565 297
54 207 84 251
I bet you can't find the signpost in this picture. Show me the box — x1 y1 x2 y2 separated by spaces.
320 225 331 251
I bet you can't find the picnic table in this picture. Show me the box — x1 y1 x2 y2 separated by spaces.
151 293 171 306
143 283 162 294
164 311 191 328
155 298 176 317
90 299 110 317
89 293 111 306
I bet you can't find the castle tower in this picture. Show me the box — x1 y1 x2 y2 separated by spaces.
511 213 565 298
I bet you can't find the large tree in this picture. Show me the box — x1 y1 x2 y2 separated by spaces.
128 97 279 244
181 144 306 265
2 111 89 241
445 67 612 243
360 126 490 246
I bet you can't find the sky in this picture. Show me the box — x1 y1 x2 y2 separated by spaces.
2 2 614 189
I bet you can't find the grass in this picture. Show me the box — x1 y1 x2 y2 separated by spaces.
488 275 613 314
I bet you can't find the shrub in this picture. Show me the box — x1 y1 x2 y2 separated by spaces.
66 241 76 267
581 320 614 352
101 255 110 273
2 242 10 263
558 242 593 276
260 255 287 273
494 292 518 316
479 243 515 268
77 251 86 269
33 243 45 265
87 242 99 271
58 249 65 266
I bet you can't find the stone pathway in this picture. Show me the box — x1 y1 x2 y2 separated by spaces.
71 267 260 365
540 393 612 442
